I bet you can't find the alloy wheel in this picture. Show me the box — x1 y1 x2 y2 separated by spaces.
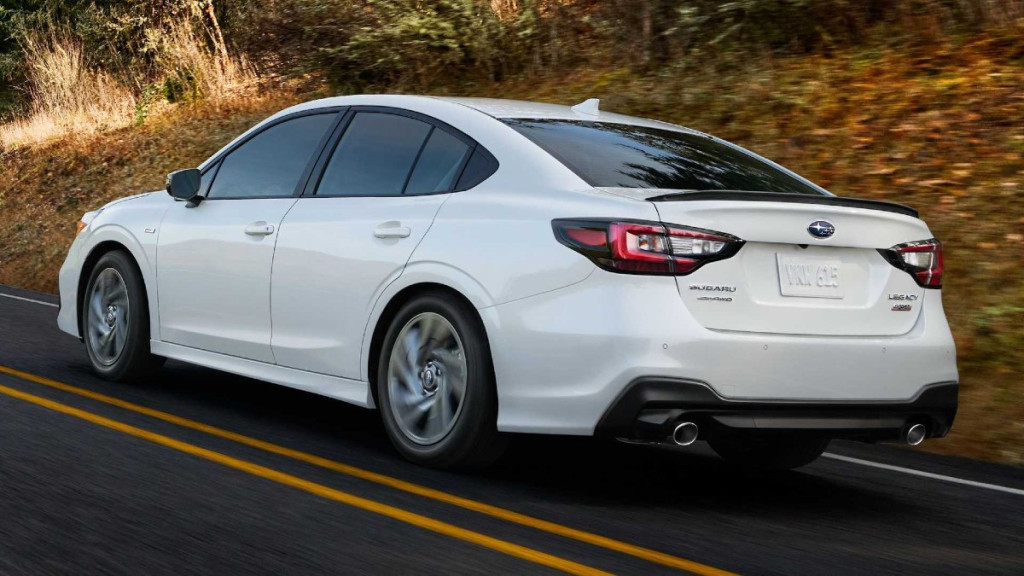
387 312 468 445
86 268 131 366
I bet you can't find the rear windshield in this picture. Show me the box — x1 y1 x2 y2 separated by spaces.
503 119 825 195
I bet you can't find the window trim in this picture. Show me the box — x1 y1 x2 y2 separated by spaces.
198 159 221 197
304 106 490 199
400 125 436 195
200 107 347 201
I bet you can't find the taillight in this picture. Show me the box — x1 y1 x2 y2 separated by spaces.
879 239 944 288
552 219 744 276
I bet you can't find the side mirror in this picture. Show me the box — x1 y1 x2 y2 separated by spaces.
166 169 203 206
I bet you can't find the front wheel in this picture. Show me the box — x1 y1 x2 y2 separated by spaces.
376 292 506 469
708 434 829 471
82 250 164 382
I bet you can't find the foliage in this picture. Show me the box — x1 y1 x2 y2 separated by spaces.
0 1 1022 462
0 2 241 101
0 29 135 147
0 1 255 147
228 0 590 89
2 1 1021 104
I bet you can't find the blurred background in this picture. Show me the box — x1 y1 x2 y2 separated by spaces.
0 0 1020 464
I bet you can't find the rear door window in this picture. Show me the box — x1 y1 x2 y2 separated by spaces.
316 112 432 197
405 129 472 195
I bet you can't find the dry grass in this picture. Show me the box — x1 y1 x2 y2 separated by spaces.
0 25 258 151
0 33 135 150
156 22 258 103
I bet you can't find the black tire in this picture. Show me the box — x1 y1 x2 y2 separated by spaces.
81 250 164 382
376 291 506 469
709 434 829 471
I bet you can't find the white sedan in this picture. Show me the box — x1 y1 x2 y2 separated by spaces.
57 95 959 470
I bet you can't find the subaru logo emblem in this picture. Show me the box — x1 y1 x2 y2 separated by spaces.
807 220 835 239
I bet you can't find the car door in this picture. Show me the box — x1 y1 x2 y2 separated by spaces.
157 111 338 363
270 109 477 379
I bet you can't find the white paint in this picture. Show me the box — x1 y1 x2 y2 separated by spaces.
53 95 958 439
56 192 170 341
570 98 601 116
157 198 298 363
824 453 1024 497
659 201 933 337
270 194 448 380
150 340 374 408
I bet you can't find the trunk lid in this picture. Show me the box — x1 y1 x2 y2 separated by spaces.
641 191 932 337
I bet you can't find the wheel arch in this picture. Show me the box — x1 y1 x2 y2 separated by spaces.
365 282 492 408
76 238 153 341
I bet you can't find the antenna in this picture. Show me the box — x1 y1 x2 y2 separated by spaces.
570 98 600 116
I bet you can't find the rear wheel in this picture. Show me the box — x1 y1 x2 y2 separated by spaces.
82 251 164 382
709 434 829 471
376 292 506 469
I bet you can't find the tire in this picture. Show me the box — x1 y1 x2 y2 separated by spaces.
376 292 506 469
708 434 829 471
81 250 164 382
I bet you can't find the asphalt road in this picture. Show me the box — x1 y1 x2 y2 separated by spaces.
0 285 1021 576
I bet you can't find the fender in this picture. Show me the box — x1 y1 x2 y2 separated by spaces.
78 222 161 341
358 261 495 383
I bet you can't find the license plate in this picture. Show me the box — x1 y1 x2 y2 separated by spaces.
776 254 844 299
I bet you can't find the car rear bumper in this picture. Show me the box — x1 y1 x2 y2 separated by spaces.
484 270 958 436
595 378 958 443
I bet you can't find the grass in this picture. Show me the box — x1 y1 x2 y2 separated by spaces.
0 33 136 149
0 27 257 151
0 26 1021 464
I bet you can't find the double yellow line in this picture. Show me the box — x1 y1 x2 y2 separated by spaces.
0 364 736 576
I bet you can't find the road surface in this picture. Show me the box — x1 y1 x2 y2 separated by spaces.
0 285 1021 575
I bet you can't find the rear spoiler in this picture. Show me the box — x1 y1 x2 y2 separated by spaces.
647 191 919 218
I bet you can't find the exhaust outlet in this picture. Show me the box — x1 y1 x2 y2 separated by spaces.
672 422 699 446
903 423 927 446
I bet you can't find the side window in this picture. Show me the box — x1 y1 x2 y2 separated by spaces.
455 148 498 191
316 112 432 197
208 113 335 199
405 129 471 195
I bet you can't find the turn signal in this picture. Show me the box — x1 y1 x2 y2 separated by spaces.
75 209 103 237
552 218 744 275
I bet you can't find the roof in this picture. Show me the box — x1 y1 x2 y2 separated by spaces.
436 97 693 132
199 94 703 171
268 94 698 133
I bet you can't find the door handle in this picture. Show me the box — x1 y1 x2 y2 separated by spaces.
373 221 411 239
244 221 275 236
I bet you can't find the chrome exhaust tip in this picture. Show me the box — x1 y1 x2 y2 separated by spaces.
672 422 699 446
904 423 927 446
